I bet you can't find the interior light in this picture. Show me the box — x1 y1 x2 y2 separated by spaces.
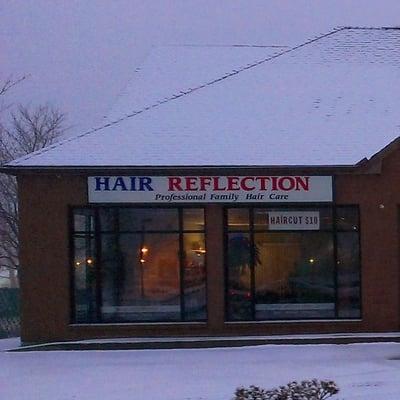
193 248 206 256
87 258 93 265
139 247 149 264
309 258 315 264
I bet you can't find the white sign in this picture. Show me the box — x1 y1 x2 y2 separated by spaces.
267 211 320 230
88 176 332 203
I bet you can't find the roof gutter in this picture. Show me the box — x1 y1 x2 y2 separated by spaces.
0 164 359 176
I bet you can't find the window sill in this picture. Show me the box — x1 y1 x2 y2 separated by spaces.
69 321 208 327
225 319 362 324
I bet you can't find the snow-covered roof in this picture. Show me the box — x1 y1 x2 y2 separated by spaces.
7 27 400 168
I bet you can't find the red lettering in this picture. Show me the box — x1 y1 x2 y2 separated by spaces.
255 177 269 190
227 176 240 191
168 175 310 192
295 176 309 191
270 176 279 191
240 177 255 191
185 177 198 191
213 177 226 191
199 176 212 191
168 177 183 191
279 177 295 191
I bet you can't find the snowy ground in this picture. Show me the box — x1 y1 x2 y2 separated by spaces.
1 338 400 399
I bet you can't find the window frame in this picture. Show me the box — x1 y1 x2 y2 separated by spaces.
224 204 361 322
69 205 207 324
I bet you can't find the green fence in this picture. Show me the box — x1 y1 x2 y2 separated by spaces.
0 288 20 338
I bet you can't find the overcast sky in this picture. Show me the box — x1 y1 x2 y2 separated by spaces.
2 1 400 136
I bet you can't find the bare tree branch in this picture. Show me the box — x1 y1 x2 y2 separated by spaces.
0 92 67 279
0 75 29 117
1 104 67 163
0 75 28 97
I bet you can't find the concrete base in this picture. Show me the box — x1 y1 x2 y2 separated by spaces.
9 332 400 352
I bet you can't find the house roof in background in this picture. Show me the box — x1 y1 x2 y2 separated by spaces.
6 27 400 169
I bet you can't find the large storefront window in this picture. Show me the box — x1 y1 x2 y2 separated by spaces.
226 206 361 321
72 207 206 323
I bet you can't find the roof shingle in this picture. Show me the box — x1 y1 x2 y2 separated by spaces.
8 27 400 168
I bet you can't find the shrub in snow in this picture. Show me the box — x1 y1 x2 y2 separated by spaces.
234 379 339 400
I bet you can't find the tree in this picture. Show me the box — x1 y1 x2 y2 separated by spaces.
0 77 67 284
0 75 27 100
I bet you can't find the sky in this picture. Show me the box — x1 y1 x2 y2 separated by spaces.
2 0 400 136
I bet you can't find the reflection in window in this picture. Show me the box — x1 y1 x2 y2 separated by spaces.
254 233 334 319
226 233 252 320
336 207 359 231
74 209 95 232
183 209 205 231
226 206 360 321
183 233 206 320
337 232 361 318
72 207 206 323
227 209 249 231
72 209 97 323
101 234 180 322
118 208 179 231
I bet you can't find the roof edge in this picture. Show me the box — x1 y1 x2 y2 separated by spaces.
356 136 400 173
1 163 359 176
341 26 400 30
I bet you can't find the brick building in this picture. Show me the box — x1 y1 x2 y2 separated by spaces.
2 27 400 344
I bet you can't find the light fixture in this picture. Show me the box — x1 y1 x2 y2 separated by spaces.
309 258 315 264
193 248 206 256
139 246 149 264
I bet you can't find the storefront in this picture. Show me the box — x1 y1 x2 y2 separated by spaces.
2 146 398 344
72 201 360 324
73 174 359 326
3 26 400 344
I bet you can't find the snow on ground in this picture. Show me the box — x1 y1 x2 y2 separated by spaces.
0 337 20 351
1 340 400 399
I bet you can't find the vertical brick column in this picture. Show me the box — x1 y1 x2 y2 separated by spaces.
18 174 87 343
205 204 225 333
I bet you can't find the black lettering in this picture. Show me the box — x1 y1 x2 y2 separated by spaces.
95 177 110 191
140 177 154 191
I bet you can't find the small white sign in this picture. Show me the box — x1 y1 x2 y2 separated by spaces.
267 211 320 230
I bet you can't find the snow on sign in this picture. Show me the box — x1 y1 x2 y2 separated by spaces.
88 176 332 203
267 211 320 230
